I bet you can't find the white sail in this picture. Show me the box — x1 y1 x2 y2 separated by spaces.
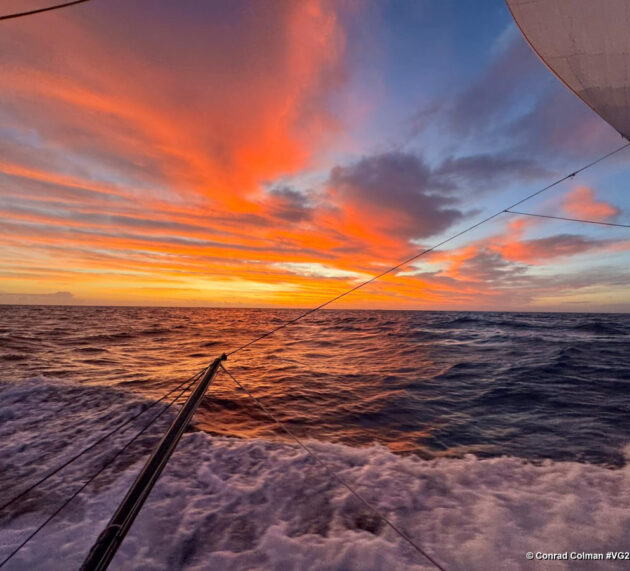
507 0 630 139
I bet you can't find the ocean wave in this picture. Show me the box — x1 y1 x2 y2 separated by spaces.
137 327 176 337
74 331 135 343
0 353 28 362
73 346 108 354
571 322 627 336
1 378 630 570
432 315 481 329
426 313 630 337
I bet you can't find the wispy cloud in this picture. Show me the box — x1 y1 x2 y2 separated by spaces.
272 262 370 281
563 186 620 221
1 2 628 310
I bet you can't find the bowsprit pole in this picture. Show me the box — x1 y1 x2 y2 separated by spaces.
81 354 227 571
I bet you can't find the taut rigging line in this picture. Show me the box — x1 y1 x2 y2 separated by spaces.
228 141 630 358
0 0 92 22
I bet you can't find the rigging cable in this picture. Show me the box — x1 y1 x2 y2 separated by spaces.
0 0 91 21
0 370 203 568
220 364 447 571
227 142 630 358
218 146 630 571
0 366 207 514
505 210 630 228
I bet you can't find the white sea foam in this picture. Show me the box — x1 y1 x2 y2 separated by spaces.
1 378 629 570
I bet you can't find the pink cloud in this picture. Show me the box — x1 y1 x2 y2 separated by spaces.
563 186 620 221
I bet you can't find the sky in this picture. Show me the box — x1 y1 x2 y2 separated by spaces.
1 0 629 311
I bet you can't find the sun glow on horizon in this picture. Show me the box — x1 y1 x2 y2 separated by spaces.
1 0 630 313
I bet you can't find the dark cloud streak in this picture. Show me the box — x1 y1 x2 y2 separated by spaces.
330 151 464 240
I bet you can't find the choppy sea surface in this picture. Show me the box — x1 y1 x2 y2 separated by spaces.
1 306 630 570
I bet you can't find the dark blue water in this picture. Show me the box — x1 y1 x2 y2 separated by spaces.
2 306 629 466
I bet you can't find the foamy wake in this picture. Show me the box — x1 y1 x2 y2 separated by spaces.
1 378 629 570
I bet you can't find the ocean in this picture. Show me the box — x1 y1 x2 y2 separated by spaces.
1 306 629 570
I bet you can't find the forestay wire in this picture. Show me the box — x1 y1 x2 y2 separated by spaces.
227 142 630 358
3 1 628 568
0 0 91 22
219 142 630 570
0 370 205 568
0 367 207 514
505 210 630 228
4 144 628 569
220 364 447 571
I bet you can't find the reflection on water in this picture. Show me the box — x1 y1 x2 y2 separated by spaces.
1 306 629 465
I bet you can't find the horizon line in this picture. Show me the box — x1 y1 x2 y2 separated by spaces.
1 302 628 315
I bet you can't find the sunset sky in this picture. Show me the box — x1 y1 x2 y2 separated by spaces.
1 0 629 311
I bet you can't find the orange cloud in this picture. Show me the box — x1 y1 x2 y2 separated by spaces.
2 3 629 312
497 234 606 264
0 1 346 209
563 186 620 220
0 1 371 306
